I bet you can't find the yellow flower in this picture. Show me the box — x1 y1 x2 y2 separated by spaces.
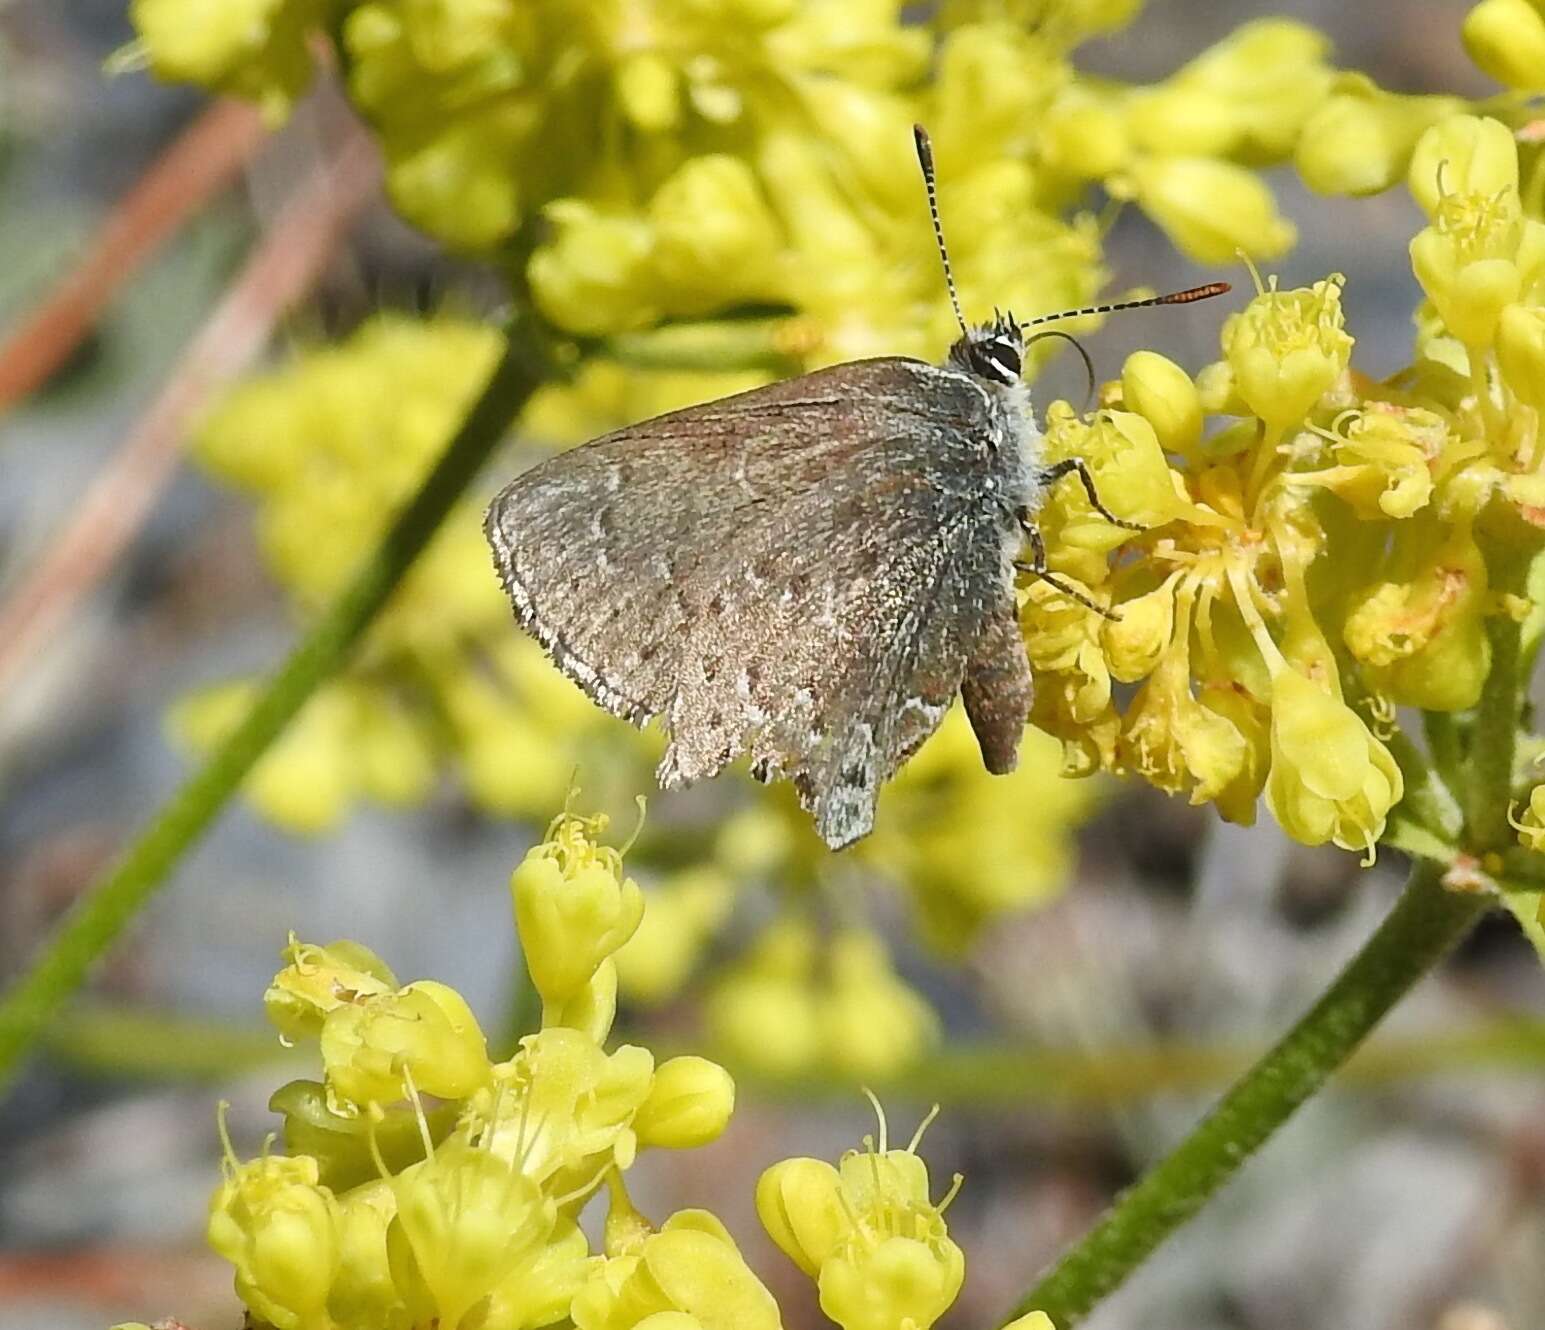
387 1141 555 1330
1121 640 1251 807
1263 667 1403 856
207 1131 341 1330
1293 402 1441 520
263 935 397 1044
758 1105 964 1330
487 1027 655 1191
1409 114 1520 217
320 980 492 1110
512 809 646 1016
1409 162 1545 347
1222 273 1353 428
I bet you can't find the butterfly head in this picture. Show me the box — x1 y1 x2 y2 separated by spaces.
950 311 1024 386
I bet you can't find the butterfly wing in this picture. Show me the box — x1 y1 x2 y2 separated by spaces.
484 357 1023 846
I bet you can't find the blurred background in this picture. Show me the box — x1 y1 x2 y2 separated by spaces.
1 3 1541 1329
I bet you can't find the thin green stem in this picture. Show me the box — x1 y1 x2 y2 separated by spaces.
1420 711 1467 814
1466 583 1526 850
1013 859 1486 1327
0 317 547 1097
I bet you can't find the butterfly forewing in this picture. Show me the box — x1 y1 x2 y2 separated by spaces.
484 358 1022 848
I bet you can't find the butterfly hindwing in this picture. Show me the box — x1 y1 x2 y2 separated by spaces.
485 357 1024 846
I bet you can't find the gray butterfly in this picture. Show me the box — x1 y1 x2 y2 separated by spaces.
485 126 1225 849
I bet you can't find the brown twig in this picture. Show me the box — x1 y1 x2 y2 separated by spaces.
0 98 269 413
0 128 381 696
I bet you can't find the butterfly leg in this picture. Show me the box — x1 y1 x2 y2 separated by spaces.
1038 457 1144 531
1014 514 1121 621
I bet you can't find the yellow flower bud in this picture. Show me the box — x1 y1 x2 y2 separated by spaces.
634 1056 736 1150
1264 667 1403 854
1103 580 1177 682
1463 0 1545 90
1003 1316 1057 1330
1222 274 1353 428
706 920 823 1076
649 156 784 313
545 955 622 1045
1192 362 1250 419
756 1157 847 1277
1408 114 1519 218
529 201 659 335
1296 81 1464 196
1498 302 1545 405
1125 84 1238 157
263 935 397 1044
1342 527 1491 711
512 810 645 1014
207 1148 340 1330
616 52 680 131
388 1142 555 1330
384 110 527 251
1040 404 1183 555
1128 156 1296 264
320 980 491 1109
1038 91 1130 179
1121 351 1202 454
933 23 1066 164
822 931 940 1079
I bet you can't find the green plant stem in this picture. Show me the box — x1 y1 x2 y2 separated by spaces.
1014 859 1487 1328
0 317 547 1098
1467 608 1525 849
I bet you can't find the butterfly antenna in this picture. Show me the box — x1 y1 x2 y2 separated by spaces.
1019 282 1232 329
913 125 969 339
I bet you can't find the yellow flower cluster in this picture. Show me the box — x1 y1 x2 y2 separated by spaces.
1023 112 1545 860
126 4 1343 363
206 810 1056 1330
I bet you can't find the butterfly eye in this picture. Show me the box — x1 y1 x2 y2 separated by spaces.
972 335 1021 385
